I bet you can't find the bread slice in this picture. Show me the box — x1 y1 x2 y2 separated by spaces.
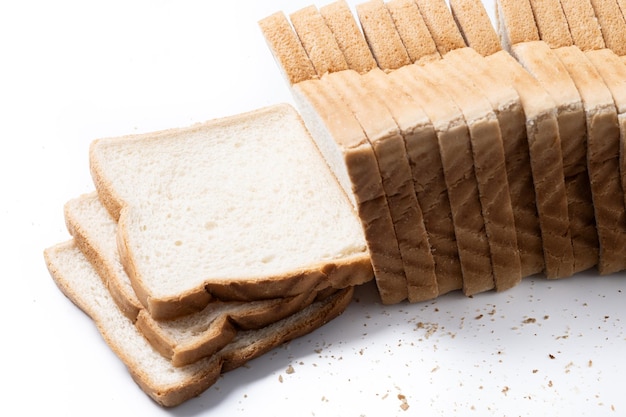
258 12 318 84
44 240 353 407
355 0 411 70
289 5 348 76
322 69 435 303
64 192 326 367
319 0 378 74
449 0 502 57
89 104 372 319
495 0 540 51
360 68 440 301
290 79 407 304
391 64 492 296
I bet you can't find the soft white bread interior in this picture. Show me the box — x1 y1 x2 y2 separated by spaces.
89 104 372 319
44 240 353 407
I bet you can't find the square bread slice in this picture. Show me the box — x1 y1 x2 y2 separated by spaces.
64 192 324 367
44 240 353 407
558 0 606 51
588 0 626 55
89 104 372 319
291 79 407 304
385 0 441 63
390 64 492 296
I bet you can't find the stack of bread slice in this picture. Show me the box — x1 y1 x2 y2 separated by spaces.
44 105 374 406
259 0 626 304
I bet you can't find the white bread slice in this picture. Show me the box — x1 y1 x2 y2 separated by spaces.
44 241 353 407
290 79 407 304
588 0 626 55
355 0 411 70
89 104 372 319
360 68 440 301
258 12 318 84
289 5 348 76
322 69 433 303
558 0 606 50
319 0 378 74
381 71 465 296
385 0 441 63
64 192 324 367
391 64 492 296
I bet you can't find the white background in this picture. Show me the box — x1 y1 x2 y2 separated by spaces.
3 0 626 416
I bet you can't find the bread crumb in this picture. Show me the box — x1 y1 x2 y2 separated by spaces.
285 365 294 374
502 386 510 396
278 374 283 383
523 317 536 324
398 394 409 411
589 360 593 367
549 354 556 359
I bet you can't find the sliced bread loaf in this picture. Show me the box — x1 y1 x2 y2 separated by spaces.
89 104 372 319
44 240 353 407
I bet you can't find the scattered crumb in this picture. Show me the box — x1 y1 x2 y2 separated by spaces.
548 380 554 388
549 354 556 360
544 315 550 320
532 369 539 374
278 375 283 383
286 365 295 374
589 360 593 367
523 317 537 324
502 386 510 396
475 314 484 320
398 394 409 411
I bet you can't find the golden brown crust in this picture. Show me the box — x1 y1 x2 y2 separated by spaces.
589 0 626 55
528 0 573 48
559 0 606 50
